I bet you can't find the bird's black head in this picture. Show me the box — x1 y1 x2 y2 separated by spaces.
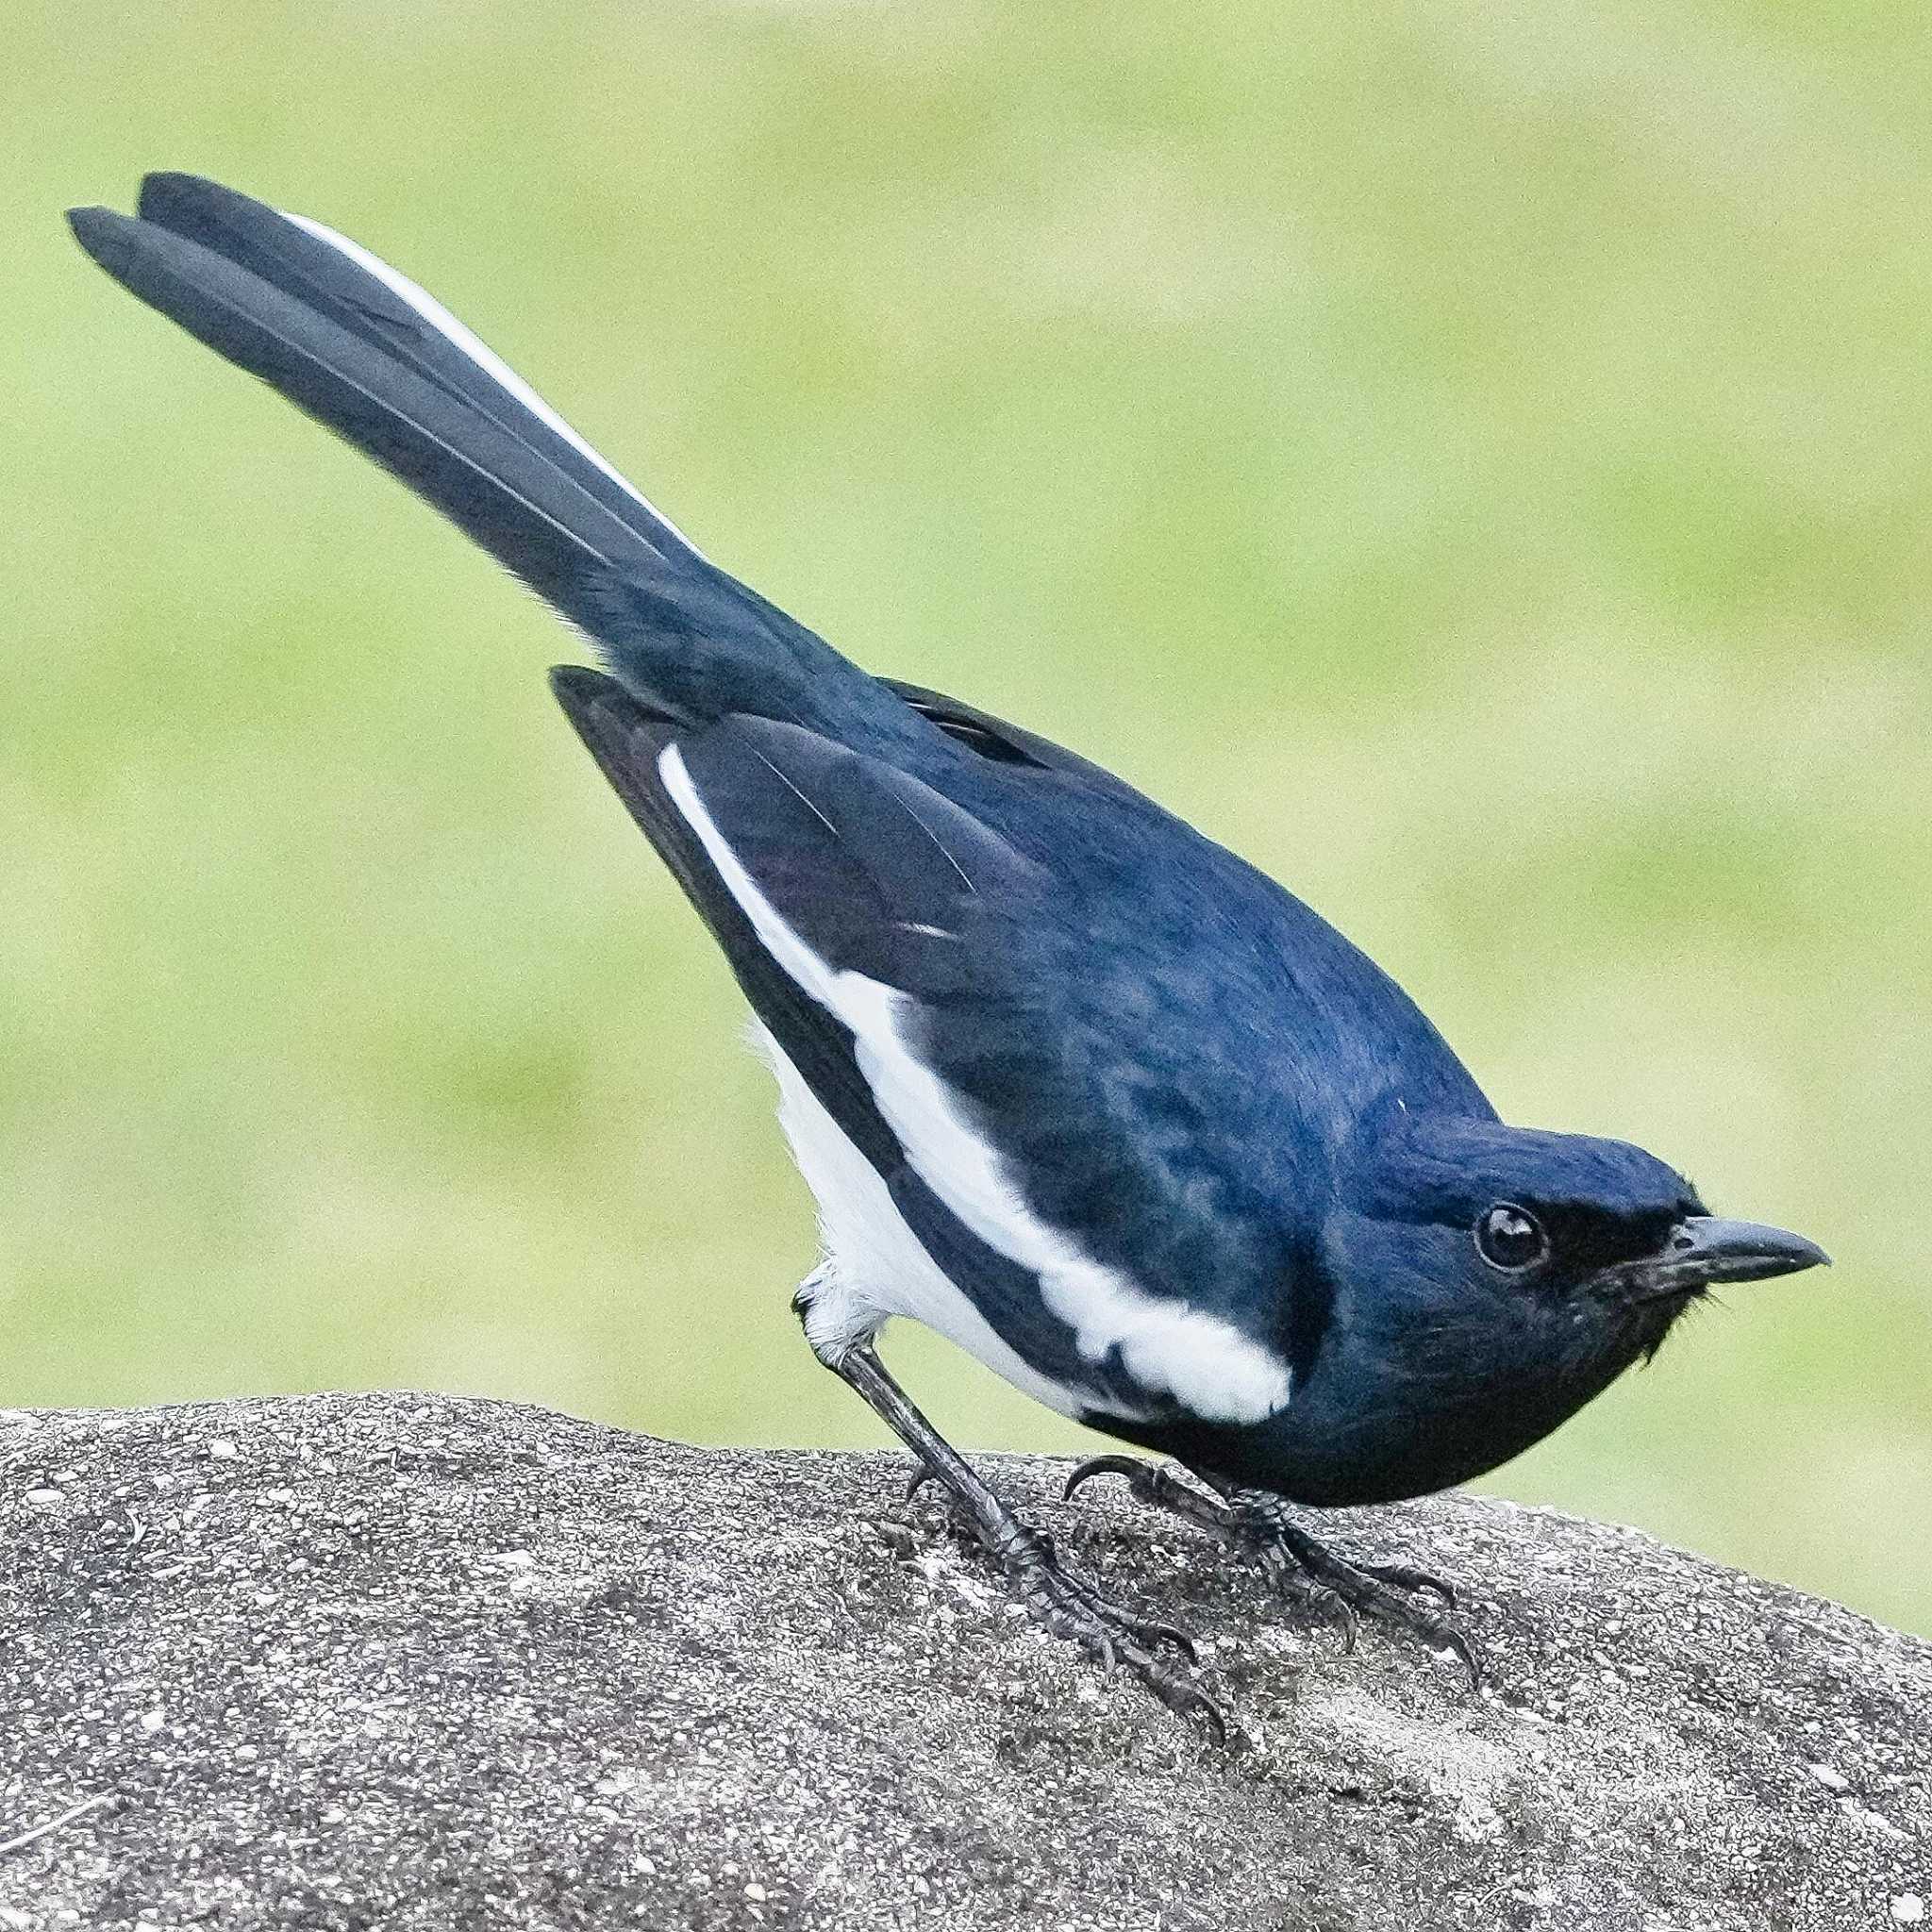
1249 1105 1829 1506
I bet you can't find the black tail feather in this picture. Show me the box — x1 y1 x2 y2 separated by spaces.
71 174 932 745
69 193 667 634
130 174 702 570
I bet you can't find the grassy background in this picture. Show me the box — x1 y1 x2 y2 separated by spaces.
4 2 1927 1634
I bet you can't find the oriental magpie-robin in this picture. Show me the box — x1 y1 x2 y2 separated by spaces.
71 175 1828 1735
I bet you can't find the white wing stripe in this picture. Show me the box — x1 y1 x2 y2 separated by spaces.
754 1020 1100 1421
280 209 702 557
658 743 1292 1426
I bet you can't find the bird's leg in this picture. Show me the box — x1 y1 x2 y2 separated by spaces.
1065 1455 1484 1688
823 1341 1226 1740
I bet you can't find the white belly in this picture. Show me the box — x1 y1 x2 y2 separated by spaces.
754 1022 1095 1419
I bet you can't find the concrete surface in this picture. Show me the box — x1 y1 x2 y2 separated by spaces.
2 1391 1926 1930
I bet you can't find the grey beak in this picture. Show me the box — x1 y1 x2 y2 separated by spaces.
1628 1216 1831 1300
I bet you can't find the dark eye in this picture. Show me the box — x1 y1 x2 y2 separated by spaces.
1475 1203 1548 1273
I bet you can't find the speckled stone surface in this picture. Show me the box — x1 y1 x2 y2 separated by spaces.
1 1391 1925 1930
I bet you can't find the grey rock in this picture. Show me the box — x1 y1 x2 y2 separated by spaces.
1 1390 1925 1931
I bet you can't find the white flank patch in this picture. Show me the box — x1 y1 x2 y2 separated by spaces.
659 745 1292 1426
279 209 701 556
752 1021 1095 1420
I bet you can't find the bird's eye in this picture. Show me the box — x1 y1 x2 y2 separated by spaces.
1475 1203 1548 1273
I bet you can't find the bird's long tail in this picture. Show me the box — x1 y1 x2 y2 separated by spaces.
67 173 899 736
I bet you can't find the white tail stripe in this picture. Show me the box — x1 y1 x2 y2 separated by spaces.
280 209 701 556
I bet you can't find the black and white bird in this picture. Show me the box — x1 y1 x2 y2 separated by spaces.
70 175 1827 1734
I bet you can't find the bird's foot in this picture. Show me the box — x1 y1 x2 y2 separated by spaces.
1065 1454 1484 1689
908 1462 1225 1741
1229 1488 1485 1690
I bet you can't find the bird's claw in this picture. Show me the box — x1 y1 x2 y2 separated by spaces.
942 1494 1224 1738
1328 1554 1458 1611
1062 1453 1136 1500
1247 1533 1357 1650
1265 1518 1487 1691
1066 1455 1483 1688
1318 1586 1361 1656
1065 1454 1234 1532
1131 1614 1201 1665
1001 1522 1224 1739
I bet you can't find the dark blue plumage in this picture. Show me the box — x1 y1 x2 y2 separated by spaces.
69 175 1828 1731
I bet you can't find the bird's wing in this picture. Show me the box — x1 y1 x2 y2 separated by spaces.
556 669 1299 1427
877 679 1159 808
552 668 904 1177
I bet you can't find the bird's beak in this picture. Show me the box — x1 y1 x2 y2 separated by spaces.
1619 1216 1831 1303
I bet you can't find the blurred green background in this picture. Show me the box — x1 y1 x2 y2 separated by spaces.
4 3 1927 1634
